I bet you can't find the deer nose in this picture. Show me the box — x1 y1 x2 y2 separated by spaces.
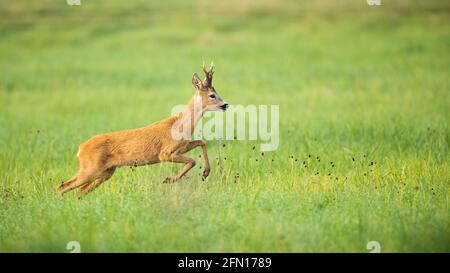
221 103 229 110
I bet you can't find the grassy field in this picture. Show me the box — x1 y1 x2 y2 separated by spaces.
0 0 449 252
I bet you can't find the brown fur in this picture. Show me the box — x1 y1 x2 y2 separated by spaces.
58 64 227 196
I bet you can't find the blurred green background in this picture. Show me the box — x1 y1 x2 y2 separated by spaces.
0 0 449 252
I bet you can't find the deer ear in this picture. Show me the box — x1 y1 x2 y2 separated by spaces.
192 73 202 89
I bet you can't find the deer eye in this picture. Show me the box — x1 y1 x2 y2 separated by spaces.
209 94 216 99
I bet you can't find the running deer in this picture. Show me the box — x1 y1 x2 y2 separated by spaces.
58 63 228 196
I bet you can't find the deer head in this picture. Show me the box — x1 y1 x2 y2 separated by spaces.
192 62 228 112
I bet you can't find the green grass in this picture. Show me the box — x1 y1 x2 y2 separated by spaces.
0 0 449 252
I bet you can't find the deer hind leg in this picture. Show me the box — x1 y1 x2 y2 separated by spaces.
58 170 96 195
162 154 196 183
79 167 116 196
59 173 92 194
58 175 77 193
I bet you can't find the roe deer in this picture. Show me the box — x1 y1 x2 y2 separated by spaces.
58 63 228 196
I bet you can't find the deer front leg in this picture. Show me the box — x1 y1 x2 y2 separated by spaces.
162 154 196 183
182 140 211 180
194 140 211 180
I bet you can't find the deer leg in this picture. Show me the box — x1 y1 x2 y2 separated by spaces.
59 170 96 195
162 154 196 183
182 140 211 180
58 175 77 193
79 167 116 196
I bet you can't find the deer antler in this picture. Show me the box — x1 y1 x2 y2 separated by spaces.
201 61 214 87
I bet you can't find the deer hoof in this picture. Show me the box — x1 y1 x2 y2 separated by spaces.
202 169 210 180
162 177 175 184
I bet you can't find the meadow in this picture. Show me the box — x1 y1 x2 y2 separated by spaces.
0 0 449 252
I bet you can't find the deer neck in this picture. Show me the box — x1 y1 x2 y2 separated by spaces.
177 95 205 137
